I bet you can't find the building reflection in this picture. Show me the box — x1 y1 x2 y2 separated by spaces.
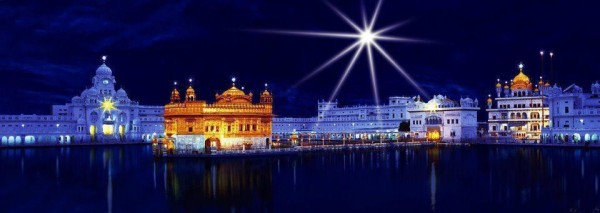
163 159 274 211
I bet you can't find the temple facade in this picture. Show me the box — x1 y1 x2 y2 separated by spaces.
163 78 273 153
486 63 551 141
408 95 479 142
272 97 412 140
543 82 600 143
0 56 164 145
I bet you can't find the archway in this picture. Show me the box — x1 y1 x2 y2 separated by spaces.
15 136 21 144
1 136 7 145
90 125 97 142
593 134 599 142
585 134 591 142
265 138 270 148
204 137 221 153
8 136 14 144
573 134 581 143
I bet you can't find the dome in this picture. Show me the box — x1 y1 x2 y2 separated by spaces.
511 69 532 90
81 88 98 97
262 90 271 96
96 63 112 76
116 88 127 97
186 86 195 94
512 71 530 84
496 82 502 88
222 86 246 96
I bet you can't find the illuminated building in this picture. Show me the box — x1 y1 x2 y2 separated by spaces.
486 63 550 141
163 78 273 153
543 82 600 143
273 97 413 140
0 56 164 145
408 95 479 142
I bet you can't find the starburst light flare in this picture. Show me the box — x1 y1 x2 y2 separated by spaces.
100 97 117 114
255 0 430 106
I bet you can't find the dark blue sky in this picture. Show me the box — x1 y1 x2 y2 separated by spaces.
1 0 599 117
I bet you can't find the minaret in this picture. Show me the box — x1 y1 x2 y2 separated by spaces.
170 81 181 103
503 81 510 97
592 81 600 95
487 94 493 109
185 78 196 102
495 79 502 97
260 83 273 104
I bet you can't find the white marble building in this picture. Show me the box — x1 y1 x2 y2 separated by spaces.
408 95 479 142
0 57 164 146
273 97 413 140
543 82 600 143
486 64 550 141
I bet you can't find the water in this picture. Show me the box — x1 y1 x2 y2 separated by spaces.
1 145 600 212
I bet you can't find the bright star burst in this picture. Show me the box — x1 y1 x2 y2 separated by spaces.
100 97 117 114
255 0 430 105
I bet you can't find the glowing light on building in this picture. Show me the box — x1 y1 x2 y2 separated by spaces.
254 0 430 105
100 97 117 114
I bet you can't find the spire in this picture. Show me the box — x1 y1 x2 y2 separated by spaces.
102 55 107 64
170 81 180 103
231 77 236 87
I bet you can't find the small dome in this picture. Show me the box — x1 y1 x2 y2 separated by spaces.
545 82 551 87
496 82 502 88
262 90 271 96
86 88 99 96
186 86 195 93
116 88 127 97
487 97 493 103
96 63 112 76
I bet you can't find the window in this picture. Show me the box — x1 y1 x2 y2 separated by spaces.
188 127 193 132
565 107 570 114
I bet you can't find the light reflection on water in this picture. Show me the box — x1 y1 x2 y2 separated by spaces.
1 145 600 212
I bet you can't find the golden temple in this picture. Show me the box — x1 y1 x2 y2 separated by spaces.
163 78 273 153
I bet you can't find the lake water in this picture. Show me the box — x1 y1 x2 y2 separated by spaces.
1 145 599 212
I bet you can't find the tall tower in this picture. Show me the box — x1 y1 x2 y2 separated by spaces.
185 78 196 102
260 83 273 104
495 79 502 97
170 81 181 103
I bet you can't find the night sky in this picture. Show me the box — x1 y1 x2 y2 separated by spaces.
1 0 600 118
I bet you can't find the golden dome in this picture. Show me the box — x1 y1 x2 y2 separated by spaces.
171 88 180 95
544 82 550 87
496 82 502 88
262 90 271 96
510 68 532 90
513 71 530 84
221 86 246 96
186 85 195 93
215 84 252 104
487 97 492 103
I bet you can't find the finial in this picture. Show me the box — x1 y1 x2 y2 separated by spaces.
188 78 192 84
549 52 554 57
174 81 178 86
101 55 107 63
540 50 544 56
497 79 500 82
488 94 491 97
241 86 245 90
518 63 524 70
231 77 236 86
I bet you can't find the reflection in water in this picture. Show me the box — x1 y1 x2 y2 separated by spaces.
2 146 600 211
430 162 436 212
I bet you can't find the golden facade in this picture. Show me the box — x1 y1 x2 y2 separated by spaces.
164 79 273 153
